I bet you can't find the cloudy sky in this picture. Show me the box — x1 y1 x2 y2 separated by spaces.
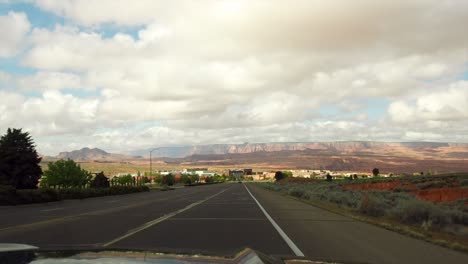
0 0 467 155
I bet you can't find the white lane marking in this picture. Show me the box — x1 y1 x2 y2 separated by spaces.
103 188 229 247
170 217 264 221
41 207 64 212
243 184 305 257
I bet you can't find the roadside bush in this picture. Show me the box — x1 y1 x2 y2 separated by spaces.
460 179 468 186
328 190 362 208
205 177 214 183
0 185 17 205
417 180 446 190
16 189 61 204
161 174 175 186
108 185 149 195
90 172 110 188
181 174 192 184
288 187 305 198
1 185 149 205
389 199 455 228
359 194 386 217
57 185 149 199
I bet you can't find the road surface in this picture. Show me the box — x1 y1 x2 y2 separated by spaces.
0 183 467 263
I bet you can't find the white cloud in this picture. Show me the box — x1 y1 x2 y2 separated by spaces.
388 81 468 123
0 11 31 57
0 71 11 82
34 0 163 26
16 71 83 91
0 1 467 154
0 90 99 137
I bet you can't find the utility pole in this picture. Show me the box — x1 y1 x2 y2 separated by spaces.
149 148 158 178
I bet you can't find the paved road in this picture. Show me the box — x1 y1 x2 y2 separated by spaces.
1 183 467 263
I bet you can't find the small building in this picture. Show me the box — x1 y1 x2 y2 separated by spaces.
183 168 208 174
228 169 244 178
243 168 253 175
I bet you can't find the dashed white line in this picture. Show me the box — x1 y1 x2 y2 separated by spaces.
41 207 64 212
103 188 229 247
105 199 121 203
243 184 305 257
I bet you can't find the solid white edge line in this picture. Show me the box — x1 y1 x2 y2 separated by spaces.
243 184 305 257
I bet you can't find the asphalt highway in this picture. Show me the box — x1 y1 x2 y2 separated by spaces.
1 183 467 263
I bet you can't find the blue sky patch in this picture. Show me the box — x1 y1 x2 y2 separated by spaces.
98 23 144 40
365 98 389 120
0 57 37 75
0 2 64 29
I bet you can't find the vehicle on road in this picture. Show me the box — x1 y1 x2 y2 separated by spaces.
0 244 333 264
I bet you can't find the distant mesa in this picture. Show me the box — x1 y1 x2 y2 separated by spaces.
56 147 140 161
50 142 468 173
130 141 468 159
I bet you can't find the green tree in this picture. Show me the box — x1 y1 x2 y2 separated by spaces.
275 171 285 182
372 168 380 177
0 128 42 189
181 174 192 184
205 176 214 183
43 159 91 188
282 171 293 177
117 174 133 186
90 172 110 188
161 173 175 186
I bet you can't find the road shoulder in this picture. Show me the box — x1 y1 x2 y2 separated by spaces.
247 183 468 264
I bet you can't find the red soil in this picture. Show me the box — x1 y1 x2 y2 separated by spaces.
344 181 403 191
411 187 468 203
343 181 468 203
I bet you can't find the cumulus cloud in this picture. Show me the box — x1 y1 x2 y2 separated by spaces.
0 90 99 136
388 81 468 123
0 71 11 82
0 1 466 154
0 11 31 57
16 71 83 91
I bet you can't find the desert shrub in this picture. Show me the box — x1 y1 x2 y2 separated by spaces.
327 190 362 208
460 179 468 186
392 200 429 225
288 187 305 198
390 199 455 227
359 194 386 217
417 180 446 190
393 187 412 192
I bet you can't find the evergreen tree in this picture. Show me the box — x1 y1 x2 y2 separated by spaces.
90 171 110 188
0 128 42 189
372 168 380 177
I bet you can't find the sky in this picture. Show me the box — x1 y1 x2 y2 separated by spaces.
0 0 467 155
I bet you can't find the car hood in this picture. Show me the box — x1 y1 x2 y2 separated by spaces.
0 243 338 264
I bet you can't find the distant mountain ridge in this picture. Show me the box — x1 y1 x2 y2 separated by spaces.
57 147 141 161
131 141 468 159
50 142 468 173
